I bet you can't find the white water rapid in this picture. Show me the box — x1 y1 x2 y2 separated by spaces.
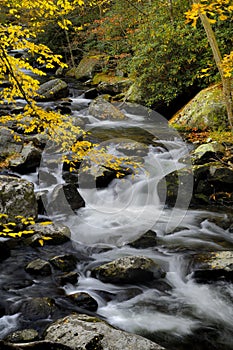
20 94 233 349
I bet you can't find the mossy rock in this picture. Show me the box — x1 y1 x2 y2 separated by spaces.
67 55 107 81
169 83 229 131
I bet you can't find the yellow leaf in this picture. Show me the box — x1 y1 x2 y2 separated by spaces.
38 239 44 246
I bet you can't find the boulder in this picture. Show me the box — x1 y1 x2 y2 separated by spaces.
66 55 106 81
48 184 85 212
191 142 225 165
13 297 56 321
192 161 233 205
88 96 127 121
169 83 229 130
25 258 52 276
44 313 166 350
0 176 37 221
91 256 166 284
36 79 69 101
92 72 132 96
191 251 233 282
125 83 144 105
26 222 71 246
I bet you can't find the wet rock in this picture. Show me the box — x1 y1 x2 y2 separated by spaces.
36 79 69 101
25 258 52 276
26 222 70 245
169 83 229 130
5 329 39 343
49 184 85 211
57 272 79 286
88 96 127 121
14 297 56 321
0 176 37 221
191 251 233 282
9 142 42 174
44 313 166 350
68 292 98 312
129 230 157 249
91 256 166 284
0 241 11 262
192 142 225 165
50 254 78 272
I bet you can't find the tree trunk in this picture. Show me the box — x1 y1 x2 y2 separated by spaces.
197 9 233 129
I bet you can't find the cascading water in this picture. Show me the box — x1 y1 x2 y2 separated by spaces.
1 86 233 349
38 96 233 349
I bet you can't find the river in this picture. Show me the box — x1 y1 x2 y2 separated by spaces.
1 82 233 349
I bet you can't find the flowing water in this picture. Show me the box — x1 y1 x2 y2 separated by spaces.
1 86 233 349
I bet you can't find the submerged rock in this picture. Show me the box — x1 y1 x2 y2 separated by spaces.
129 230 157 248
68 292 98 312
91 256 165 284
191 251 233 282
44 313 166 350
0 175 37 220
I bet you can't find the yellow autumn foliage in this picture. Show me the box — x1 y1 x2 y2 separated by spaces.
0 0 139 173
185 0 233 79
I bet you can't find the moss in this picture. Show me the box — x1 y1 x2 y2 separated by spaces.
92 72 128 85
169 83 230 131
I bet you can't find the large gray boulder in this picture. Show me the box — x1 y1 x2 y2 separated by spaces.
169 83 229 130
44 313 166 350
37 79 69 101
88 96 127 121
0 175 37 220
91 255 166 284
